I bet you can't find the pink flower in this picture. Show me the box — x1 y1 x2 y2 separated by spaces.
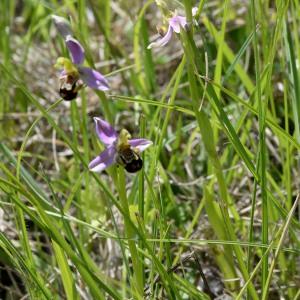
89 118 152 173
147 9 198 49
147 15 187 49
52 15 109 100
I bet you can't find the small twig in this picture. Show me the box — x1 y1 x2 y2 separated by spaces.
193 251 217 299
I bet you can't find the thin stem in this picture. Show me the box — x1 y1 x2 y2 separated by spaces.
250 0 268 290
138 114 146 288
117 167 144 298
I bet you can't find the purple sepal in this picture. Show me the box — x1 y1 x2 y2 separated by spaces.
169 16 187 33
147 25 173 49
79 67 110 91
89 145 116 172
129 138 153 152
94 117 117 145
52 15 72 38
66 36 85 65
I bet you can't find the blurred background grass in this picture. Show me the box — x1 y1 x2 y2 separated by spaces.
0 0 300 299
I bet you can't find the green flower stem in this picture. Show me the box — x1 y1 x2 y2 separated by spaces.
250 0 268 291
138 114 146 288
117 167 144 298
138 114 146 219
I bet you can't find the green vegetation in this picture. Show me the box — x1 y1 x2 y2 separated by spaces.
0 0 299 299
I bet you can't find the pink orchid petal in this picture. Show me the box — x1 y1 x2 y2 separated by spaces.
66 36 85 65
89 145 116 172
78 67 109 91
94 117 117 145
169 16 187 33
147 25 173 49
129 138 153 152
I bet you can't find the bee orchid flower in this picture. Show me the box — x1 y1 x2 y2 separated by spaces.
52 15 109 100
147 8 198 49
89 117 152 173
